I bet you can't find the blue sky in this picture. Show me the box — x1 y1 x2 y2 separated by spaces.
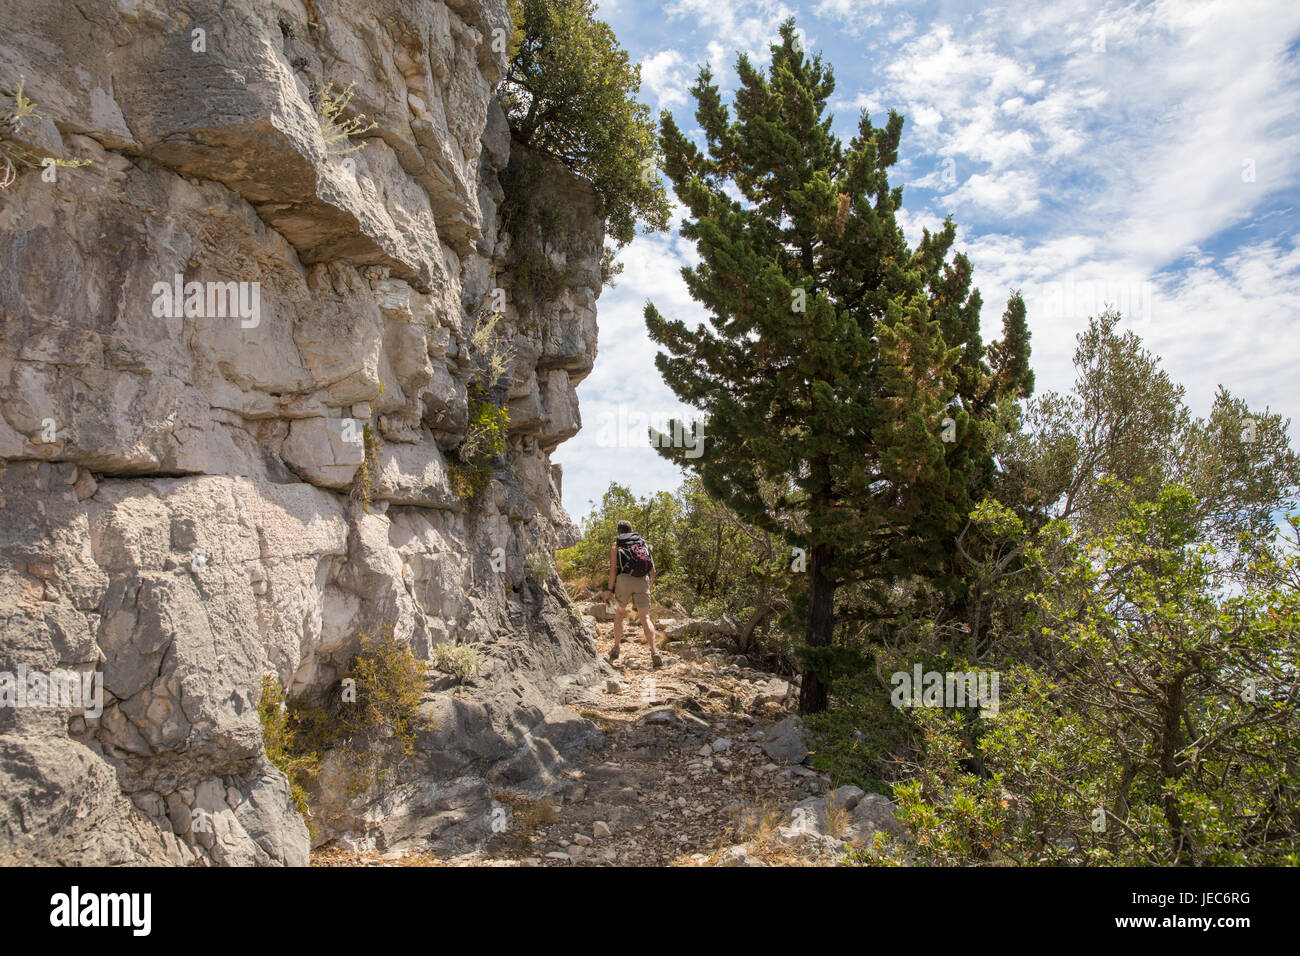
552 0 1300 523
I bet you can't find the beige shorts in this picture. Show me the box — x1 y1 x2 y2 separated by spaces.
614 572 650 609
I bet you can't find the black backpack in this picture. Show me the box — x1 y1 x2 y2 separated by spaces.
616 532 654 578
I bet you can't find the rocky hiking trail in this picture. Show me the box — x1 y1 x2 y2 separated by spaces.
315 619 906 868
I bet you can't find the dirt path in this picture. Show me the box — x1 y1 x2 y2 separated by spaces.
316 622 844 867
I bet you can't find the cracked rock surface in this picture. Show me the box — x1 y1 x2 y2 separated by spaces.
1 0 607 865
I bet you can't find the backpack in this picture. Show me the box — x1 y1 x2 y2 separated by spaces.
616 532 654 578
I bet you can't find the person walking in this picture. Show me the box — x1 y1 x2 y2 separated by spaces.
606 520 660 667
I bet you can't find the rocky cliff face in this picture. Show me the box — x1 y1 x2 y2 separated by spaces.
0 0 609 865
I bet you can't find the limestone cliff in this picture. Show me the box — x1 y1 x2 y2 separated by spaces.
0 0 609 864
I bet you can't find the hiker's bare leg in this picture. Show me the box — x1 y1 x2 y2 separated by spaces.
638 606 656 654
612 603 625 651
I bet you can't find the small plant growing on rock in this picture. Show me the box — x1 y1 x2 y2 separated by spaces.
314 80 377 156
336 626 430 792
430 640 481 685
350 423 383 511
448 392 509 501
257 673 322 838
1 75 92 189
469 308 516 391
525 550 553 586
448 297 516 501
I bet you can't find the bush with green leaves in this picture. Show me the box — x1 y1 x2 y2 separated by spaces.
501 0 669 263
257 673 321 836
525 550 553 587
276 626 432 798
803 669 918 796
448 305 514 501
449 395 509 501
889 486 1300 865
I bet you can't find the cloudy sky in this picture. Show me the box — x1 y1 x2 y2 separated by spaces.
552 0 1300 522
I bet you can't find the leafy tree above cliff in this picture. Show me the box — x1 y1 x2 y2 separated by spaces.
502 0 670 249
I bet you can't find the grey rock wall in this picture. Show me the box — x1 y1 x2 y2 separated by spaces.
0 0 607 864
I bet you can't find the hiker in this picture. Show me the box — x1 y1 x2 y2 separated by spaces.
606 520 660 667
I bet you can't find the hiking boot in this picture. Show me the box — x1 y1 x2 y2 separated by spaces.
608 645 620 662
651 652 662 669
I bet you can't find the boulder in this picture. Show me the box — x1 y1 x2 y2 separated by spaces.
761 716 810 764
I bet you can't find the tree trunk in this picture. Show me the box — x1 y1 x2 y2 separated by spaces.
799 541 835 714
1159 676 1188 862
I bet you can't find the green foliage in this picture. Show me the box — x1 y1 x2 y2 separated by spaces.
448 304 515 501
278 626 432 799
447 459 491 501
525 550 553 587
430 641 481 685
502 0 670 251
644 19 1033 710
350 424 382 511
889 709 1011 865
896 486 1300 865
804 670 917 795
995 310 1298 556
558 482 682 590
257 673 321 837
962 311 1300 656
449 396 509 501
674 477 790 620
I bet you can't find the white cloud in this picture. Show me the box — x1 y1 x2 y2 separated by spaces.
664 0 798 61
641 49 691 109
555 0 1300 519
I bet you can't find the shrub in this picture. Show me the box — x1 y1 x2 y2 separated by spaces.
1 75 92 189
469 309 515 391
257 673 321 837
890 491 1300 866
448 304 514 502
525 550 553 586
803 670 919 795
430 641 481 685
340 627 428 756
276 625 433 798
449 394 510 501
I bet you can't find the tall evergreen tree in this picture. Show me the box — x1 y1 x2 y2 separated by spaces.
645 21 1033 713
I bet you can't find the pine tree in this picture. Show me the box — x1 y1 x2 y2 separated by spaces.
644 21 1033 713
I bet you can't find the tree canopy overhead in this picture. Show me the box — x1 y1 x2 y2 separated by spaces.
502 0 670 251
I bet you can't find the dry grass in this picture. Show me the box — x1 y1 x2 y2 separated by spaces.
491 791 560 851
823 800 851 840
575 708 619 734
